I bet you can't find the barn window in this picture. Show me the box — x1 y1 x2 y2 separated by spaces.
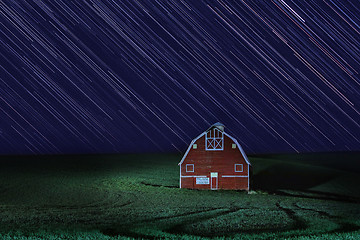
186 164 194 172
232 143 236 149
193 144 197 149
206 128 223 151
235 164 243 172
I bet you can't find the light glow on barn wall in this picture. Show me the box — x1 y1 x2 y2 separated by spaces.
0 0 359 155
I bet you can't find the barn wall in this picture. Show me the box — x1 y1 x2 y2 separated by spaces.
220 177 249 190
180 133 249 190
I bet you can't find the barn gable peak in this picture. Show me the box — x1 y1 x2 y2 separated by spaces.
178 123 251 166
206 122 225 132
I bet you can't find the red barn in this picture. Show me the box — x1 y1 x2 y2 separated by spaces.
178 123 251 190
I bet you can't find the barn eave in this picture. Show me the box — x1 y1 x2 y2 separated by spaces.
178 132 205 166
223 132 251 166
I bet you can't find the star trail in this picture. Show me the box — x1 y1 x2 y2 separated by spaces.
0 0 359 155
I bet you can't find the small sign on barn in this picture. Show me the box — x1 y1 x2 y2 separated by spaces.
196 177 209 185
178 122 251 190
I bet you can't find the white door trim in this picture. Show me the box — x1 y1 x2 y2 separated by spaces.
210 172 218 190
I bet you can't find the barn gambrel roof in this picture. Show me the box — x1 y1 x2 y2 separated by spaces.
178 127 251 166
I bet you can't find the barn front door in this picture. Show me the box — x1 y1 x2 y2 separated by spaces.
210 172 218 190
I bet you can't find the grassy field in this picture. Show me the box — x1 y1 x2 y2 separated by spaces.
0 152 359 239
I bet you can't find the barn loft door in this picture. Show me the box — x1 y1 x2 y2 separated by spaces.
206 128 223 150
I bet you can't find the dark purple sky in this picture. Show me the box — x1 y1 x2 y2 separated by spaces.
1 0 359 155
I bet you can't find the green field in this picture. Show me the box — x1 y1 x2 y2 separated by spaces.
0 152 359 239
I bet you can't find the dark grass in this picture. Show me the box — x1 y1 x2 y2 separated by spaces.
0 152 359 239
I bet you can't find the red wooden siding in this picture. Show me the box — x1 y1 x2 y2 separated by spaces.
180 133 250 190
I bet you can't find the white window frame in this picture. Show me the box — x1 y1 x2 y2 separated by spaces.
186 164 194 172
205 128 223 151
235 164 243 172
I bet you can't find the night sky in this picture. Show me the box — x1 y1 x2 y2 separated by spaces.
1 0 359 155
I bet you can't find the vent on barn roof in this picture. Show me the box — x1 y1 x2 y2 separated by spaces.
206 122 224 151
207 122 225 132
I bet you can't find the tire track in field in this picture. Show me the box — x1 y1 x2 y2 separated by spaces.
273 189 360 203
165 204 296 237
99 207 223 239
275 202 307 231
164 206 248 236
293 202 360 234
101 206 248 238
294 202 334 218
0 184 137 227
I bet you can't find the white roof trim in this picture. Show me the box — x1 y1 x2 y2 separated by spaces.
178 132 206 165
223 132 251 165
178 131 251 166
